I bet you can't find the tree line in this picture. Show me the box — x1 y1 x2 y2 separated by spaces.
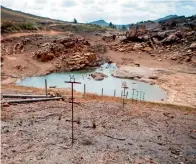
72 18 127 31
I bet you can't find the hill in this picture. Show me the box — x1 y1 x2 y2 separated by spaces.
154 15 178 22
89 19 130 29
89 20 109 26
1 5 62 22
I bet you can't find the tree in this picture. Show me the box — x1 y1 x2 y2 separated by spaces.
73 18 77 23
109 22 113 27
121 25 127 31
112 24 116 29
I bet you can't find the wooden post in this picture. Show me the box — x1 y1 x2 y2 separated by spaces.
136 90 139 102
45 79 47 98
126 91 128 99
71 83 74 145
102 88 103 96
132 88 135 103
65 77 81 146
114 89 116 97
140 91 142 101
84 84 86 97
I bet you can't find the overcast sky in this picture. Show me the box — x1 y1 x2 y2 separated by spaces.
1 0 196 24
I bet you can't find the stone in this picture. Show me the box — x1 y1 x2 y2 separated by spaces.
189 42 196 50
157 31 167 39
149 75 158 79
185 56 191 62
108 59 113 64
162 31 182 45
149 81 156 85
118 48 126 52
91 72 106 81
171 56 177 60
15 65 22 70
134 63 140 67
2 102 9 107
48 92 56 97
142 46 153 52
133 43 143 50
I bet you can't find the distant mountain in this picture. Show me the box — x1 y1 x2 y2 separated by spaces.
154 15 178 23
89 19 129 29
89 20 109 26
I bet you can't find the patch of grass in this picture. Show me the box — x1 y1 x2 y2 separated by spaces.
81 138 93 145
50 23 108 33
1 21 40 33
74 24 107 32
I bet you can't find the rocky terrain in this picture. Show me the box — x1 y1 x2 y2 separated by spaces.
106 16 196 66
1 32 108 80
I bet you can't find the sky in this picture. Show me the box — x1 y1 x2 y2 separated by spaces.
1 0 196 24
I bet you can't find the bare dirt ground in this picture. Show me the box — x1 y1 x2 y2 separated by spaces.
1 99 196 164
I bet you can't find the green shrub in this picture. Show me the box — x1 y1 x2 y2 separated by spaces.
1 21 38 33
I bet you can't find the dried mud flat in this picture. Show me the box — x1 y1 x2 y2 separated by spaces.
1 100 196 164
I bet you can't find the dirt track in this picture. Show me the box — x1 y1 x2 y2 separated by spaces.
1 100 196 164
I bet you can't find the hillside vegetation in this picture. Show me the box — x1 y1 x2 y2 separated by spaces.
1 5 58 22
1 6 110 34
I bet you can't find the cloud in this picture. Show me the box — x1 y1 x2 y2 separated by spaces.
62 0 76 7
1 0 196 24
183 5 194 10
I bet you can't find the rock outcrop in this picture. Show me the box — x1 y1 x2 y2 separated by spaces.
65 52 97 70
189 42 196 50
33 36 107 70
91 72 107 81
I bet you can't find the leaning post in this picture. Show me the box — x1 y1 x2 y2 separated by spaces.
83 84 86 97
45 79 48 98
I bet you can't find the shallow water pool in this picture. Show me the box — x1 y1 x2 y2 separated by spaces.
16 63 167 101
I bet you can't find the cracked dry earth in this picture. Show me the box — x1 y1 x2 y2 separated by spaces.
1 100 196 164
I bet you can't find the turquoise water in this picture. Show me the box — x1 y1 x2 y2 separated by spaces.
16 63 167 101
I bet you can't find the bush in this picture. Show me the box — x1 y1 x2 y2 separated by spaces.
1 21 38 33
19 23 37 30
